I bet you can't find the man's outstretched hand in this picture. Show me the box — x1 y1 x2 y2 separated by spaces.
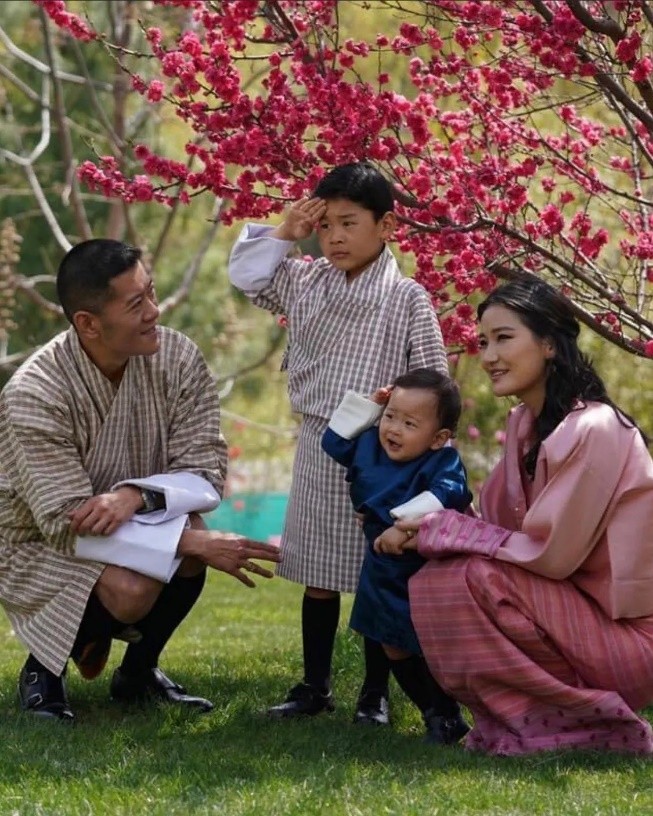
186 530 282 588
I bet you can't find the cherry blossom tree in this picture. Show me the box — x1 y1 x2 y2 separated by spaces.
12 0 653 359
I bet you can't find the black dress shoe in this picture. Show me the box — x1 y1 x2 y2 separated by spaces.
267 682 335 719
18 663 74 723
423 709 470 745
353 688 390 726
109 667 214 712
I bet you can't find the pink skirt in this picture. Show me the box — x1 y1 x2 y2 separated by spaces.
409 556 653 755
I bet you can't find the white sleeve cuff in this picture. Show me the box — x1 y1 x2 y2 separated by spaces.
328 392 384 439
228 224 295 293
111 472 220 525
390 491 444 520
75 515 188 583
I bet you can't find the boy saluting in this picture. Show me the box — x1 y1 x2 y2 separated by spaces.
228 163 448 725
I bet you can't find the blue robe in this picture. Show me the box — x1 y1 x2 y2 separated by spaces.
322 426 472 653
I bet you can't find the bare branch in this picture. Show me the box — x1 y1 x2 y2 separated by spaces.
157 198 226 314
39 7 92 241
0 25 112 90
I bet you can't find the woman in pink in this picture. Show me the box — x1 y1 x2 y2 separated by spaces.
387 278 653 755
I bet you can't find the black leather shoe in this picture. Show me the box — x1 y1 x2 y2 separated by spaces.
423 709 470 745
353 688 390 726
267 682 335 719
18 663 74 723
109 667 214 712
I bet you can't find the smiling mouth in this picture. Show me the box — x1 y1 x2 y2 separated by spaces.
489 370 508 381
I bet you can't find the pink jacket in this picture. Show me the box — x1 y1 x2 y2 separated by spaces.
417 402 653 619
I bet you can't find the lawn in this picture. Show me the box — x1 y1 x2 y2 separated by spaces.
1 572 651 816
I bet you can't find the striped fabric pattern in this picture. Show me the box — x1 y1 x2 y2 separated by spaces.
0 327 227 675
410 557 653 755
247 245 448 591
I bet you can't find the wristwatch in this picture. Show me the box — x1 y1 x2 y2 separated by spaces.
137 488 159 514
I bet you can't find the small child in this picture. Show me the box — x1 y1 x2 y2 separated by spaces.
322 368 472 744
228 162 448 725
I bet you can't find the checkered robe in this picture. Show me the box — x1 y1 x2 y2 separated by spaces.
229 225 448 591
0 327 227 675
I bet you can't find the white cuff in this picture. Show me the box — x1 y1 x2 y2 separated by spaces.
111 472 220 525
390 491 444 520
75 515 188 583
228 224 295 293
328 392 384 439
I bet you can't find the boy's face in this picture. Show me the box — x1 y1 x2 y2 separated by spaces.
315 198 395 278
378 387 451 463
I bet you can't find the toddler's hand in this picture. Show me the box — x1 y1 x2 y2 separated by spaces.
369 385 393 405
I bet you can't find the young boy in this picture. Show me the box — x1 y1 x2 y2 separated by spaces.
321 369 472 743
228 162 448 724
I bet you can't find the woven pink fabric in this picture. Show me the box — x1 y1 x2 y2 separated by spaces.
408 402 653 755
410 557 653 755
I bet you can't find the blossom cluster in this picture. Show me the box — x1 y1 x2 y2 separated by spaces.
37 0 653 355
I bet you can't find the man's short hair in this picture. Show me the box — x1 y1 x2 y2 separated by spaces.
392 368 462 434
313 162 394 221
57 239 142 323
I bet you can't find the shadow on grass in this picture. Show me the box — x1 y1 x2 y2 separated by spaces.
1 662 650 797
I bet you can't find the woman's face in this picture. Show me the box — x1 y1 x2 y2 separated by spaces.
477 304 553 414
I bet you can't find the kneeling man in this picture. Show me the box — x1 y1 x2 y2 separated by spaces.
0 239 279 721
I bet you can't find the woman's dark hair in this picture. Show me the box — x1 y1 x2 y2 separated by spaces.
313 162 394 221
478 277 648 476
392 368 462 435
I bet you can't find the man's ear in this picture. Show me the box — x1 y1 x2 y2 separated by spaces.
379 211 397 240
430 428 453 450
73 310 100 341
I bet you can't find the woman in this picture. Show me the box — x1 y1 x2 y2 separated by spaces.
387 278 653 755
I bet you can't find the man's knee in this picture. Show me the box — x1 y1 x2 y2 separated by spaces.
96 566 163 623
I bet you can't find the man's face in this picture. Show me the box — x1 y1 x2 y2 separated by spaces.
91 261 160 360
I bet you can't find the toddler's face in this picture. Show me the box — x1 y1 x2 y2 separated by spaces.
378 387 448 463
315 198 395 278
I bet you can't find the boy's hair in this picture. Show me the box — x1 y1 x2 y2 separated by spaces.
392 368 462 434
313 162 394 221
57 239 142 323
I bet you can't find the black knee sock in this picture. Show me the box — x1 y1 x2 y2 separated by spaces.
120 570 206 677
302 594 340 693
360 637 391 697
389 654 459 717
25 653 59 678
70 593 125 661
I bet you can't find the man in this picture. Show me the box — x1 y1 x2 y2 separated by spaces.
0 238 280 722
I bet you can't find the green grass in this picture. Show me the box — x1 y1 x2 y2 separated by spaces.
1 574 652 816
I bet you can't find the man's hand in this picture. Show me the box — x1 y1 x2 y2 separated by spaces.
271 197 327 242
374 525 415 556
68 486 143 536
191 531 282 588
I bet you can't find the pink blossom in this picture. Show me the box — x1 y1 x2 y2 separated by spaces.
467 424 481 441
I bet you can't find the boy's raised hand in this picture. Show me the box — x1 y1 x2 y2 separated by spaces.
271 197 327 242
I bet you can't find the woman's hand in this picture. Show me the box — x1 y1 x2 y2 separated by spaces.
374 525 415 555
392 517 426 551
